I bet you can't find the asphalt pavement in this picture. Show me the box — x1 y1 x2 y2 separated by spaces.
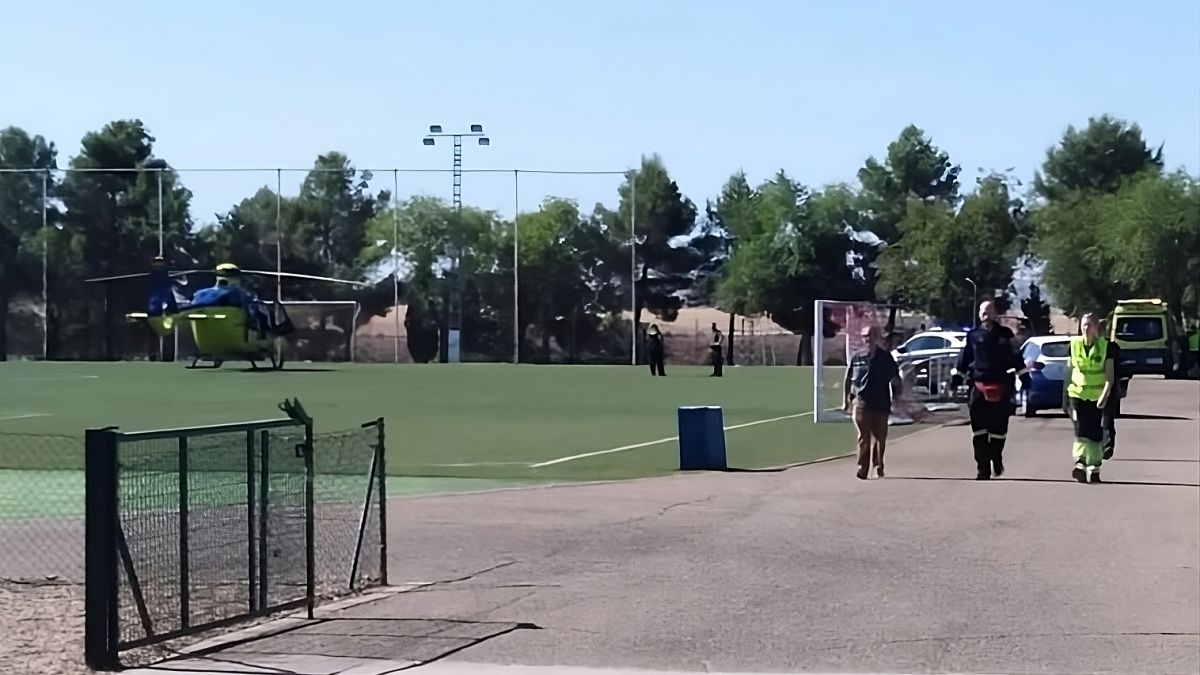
128 378 1200 675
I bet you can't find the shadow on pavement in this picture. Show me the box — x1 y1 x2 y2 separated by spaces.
143 616 543 673
891 476 1200 488
1112 458 1200 463
1114 413 1194 421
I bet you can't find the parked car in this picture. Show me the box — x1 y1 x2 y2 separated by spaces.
892 330 968 363
1017 336 1071 416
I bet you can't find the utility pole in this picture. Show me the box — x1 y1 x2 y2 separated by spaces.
424 124 490 363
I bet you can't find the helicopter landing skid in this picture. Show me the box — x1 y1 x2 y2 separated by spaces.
187 355 224 369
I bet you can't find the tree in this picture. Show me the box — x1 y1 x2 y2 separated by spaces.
858 124 962 246
1030 116 1174 318
875 174 1024 326
715 173 865 363
1034 115 1164 201
58 120 195 359
1097 171 1200 326
364 196 509 362
295 152 387 280
616 155 702 331
0 127 58 360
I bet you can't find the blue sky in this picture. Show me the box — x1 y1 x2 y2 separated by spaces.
4 0 1198 225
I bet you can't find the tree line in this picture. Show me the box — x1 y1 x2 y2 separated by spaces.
1 115 1197 363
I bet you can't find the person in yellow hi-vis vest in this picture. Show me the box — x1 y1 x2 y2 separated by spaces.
1065 313 1116 483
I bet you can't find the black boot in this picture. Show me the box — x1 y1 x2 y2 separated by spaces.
973 434 991 479
990 439 1006 477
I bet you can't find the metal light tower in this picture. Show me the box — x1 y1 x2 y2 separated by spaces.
423 124 490 363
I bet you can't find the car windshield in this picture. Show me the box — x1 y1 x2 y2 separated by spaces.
1039 342 1070 358
1115 317 1164 342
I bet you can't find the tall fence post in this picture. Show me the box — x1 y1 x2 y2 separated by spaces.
85 427 120 670
177 436 190 630
376 418 388 586
303 417 316 619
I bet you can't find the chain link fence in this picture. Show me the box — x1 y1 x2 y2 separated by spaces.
0 410 387 672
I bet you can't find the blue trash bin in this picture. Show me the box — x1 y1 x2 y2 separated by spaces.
677 406 727 471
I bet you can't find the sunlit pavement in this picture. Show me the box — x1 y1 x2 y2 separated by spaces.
128 379 1199 675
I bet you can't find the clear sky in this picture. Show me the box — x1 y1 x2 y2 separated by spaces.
4 0 1198 225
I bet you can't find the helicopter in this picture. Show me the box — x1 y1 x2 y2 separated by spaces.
85 258 369 370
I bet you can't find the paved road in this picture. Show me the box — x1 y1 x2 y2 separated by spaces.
133 379 1200 675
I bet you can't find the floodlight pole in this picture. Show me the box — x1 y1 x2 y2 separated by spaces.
629 177 638 366
41 171 48 360
393 169 401 364
423 125 490 364
157 170 164 257
512 169 520 365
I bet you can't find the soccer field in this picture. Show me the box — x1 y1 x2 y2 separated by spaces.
0 361 877 509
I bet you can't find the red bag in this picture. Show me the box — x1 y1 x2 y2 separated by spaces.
974 381 1006 403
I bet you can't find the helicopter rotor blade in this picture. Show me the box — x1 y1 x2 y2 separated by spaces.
85 269 209 284
241 269 371 287
85 272 151 283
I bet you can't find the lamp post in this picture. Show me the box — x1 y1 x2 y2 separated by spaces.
965 277 978 328
423 124 489 363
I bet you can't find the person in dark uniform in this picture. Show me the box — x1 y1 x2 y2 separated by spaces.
646 324 666 376
954 300 1030 480
709 322 724 377
1096 319 1123 459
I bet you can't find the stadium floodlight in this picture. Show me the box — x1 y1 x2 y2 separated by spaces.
421 124 492 362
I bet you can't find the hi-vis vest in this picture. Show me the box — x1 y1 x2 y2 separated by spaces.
1068 336 1108 401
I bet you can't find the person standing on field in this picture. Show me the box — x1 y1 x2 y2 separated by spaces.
954 300 1030 480
709 322 724 377
1065 313 1116 483
646 324 666 376
843 324 901 480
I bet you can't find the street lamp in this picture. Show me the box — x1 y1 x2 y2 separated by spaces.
965 277 978 327
422 124 490 363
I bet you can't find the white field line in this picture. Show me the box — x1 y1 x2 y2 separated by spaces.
4 375 99 381
529 411 814 468
0 410 51 420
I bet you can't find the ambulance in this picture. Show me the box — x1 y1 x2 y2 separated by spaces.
1109 299 1184 378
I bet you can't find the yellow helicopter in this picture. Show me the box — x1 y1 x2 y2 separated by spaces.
85 259 368 370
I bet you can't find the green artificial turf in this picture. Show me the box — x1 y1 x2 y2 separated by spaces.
0 361 880 515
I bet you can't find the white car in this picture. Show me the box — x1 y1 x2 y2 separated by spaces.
892 330 968 396
892 330 968 362
1016 336 1072 416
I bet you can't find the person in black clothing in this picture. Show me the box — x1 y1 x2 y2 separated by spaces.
709 323 724 377
1097 319 1124 459
646 324 666 376
954 300 1031 480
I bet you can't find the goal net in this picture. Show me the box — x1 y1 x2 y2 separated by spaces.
812 299 966 425
174 300 361 363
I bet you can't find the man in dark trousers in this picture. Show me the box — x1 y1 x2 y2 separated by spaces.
1096 319 1124 459
954 300 1030 480
709 322 724 377
646 324 666 376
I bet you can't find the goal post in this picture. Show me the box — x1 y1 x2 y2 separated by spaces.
813 299 966 426
278 301 361 363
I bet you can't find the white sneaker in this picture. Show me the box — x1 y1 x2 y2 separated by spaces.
1086 465 1102 483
